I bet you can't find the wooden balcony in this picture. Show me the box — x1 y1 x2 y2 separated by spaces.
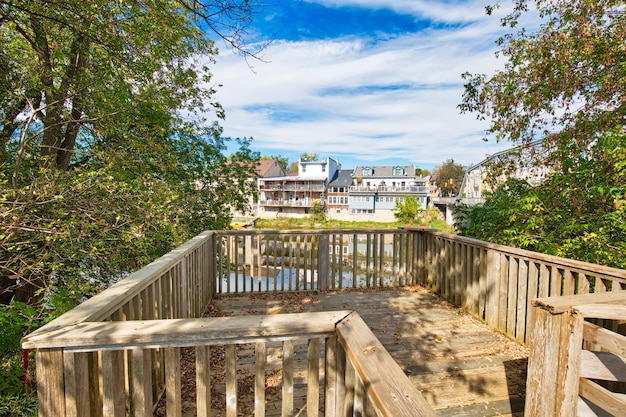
22 228 626 416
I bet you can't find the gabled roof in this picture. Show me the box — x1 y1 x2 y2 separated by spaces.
353 165 415 177
256 159 282 177
328 169 354 187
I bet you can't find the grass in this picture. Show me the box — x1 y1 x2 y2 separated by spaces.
255 217 454 232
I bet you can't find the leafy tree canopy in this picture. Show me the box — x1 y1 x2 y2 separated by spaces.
432 159 466 197
455 129 626 268
457 0 626 267
0 0 263 306
460 0 625 168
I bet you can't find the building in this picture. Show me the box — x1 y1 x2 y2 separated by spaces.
459 139 550 204
257 157 341 218
326 170 353 219
230 159 286 219
347 166 432 222
256 159 285 178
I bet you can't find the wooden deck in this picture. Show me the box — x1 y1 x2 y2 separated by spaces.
211 287 529 417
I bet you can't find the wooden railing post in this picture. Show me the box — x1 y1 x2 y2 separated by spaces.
318 233 329 291
207 232 216 299
524 302 584 417
36 348 66 417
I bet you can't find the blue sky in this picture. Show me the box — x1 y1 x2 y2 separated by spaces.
209 0 519 170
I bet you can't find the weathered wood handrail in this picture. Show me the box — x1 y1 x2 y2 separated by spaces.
524 291 626 417
213 229 417 294
22 227 626 416
23 310 435 416
406 228 626 344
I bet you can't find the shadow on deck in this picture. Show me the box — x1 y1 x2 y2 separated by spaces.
162 287 528 417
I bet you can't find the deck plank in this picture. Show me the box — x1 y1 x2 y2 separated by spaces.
213 287 528 417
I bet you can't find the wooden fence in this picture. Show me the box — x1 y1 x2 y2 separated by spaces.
409 229 626 345
524 291 626 416
212 229 416 294
23 310 435 417
22 227 626 416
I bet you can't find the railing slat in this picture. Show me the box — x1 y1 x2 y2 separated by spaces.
282 340 295 417
255 342 266 417
579 377 626 416
307 338 320 417
226 344 237 417
62 351 89 417
102 350 125 417
325 334 338 415
343 356 356 417
196 345 211 417
516 259 529 343
165 347 182 417
132 348 153 417
582 321 626 358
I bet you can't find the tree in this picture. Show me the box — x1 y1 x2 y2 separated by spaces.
300 152 319 161
393 196 422 224
456 0 626 267
459 0 625 170
0 0 263 305
415 167 431 177
455 128 626 268
0 0 263 401
432 159 465 197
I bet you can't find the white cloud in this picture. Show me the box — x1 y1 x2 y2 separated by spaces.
207 2 519 167
306 0 505 23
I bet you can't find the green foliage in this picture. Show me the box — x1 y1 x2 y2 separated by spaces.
456 130 626 268
393 196 422 224
457 0 626 268
460 0 625 165
432 159 466 196
0 394 38 417
310 200 326 222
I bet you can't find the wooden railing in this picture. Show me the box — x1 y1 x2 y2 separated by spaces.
524 291 626 416
22 227 626 416
409 229 626 345
213 229 417 294
22 309 435 417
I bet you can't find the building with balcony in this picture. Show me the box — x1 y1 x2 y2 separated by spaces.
258 157 340 218
348 165 432 221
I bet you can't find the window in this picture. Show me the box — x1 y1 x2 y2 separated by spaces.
351 209 374 214
362 167 373 176
322 164 326 172
302 165 307 173
393 166 404 176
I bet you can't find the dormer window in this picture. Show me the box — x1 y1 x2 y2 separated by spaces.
362 167 373 176
393 166 404 176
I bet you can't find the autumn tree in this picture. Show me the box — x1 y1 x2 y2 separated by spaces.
0 0 265 403
0 0 265 304
460 0 625 168
457 0 626 266
432 159 466 197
